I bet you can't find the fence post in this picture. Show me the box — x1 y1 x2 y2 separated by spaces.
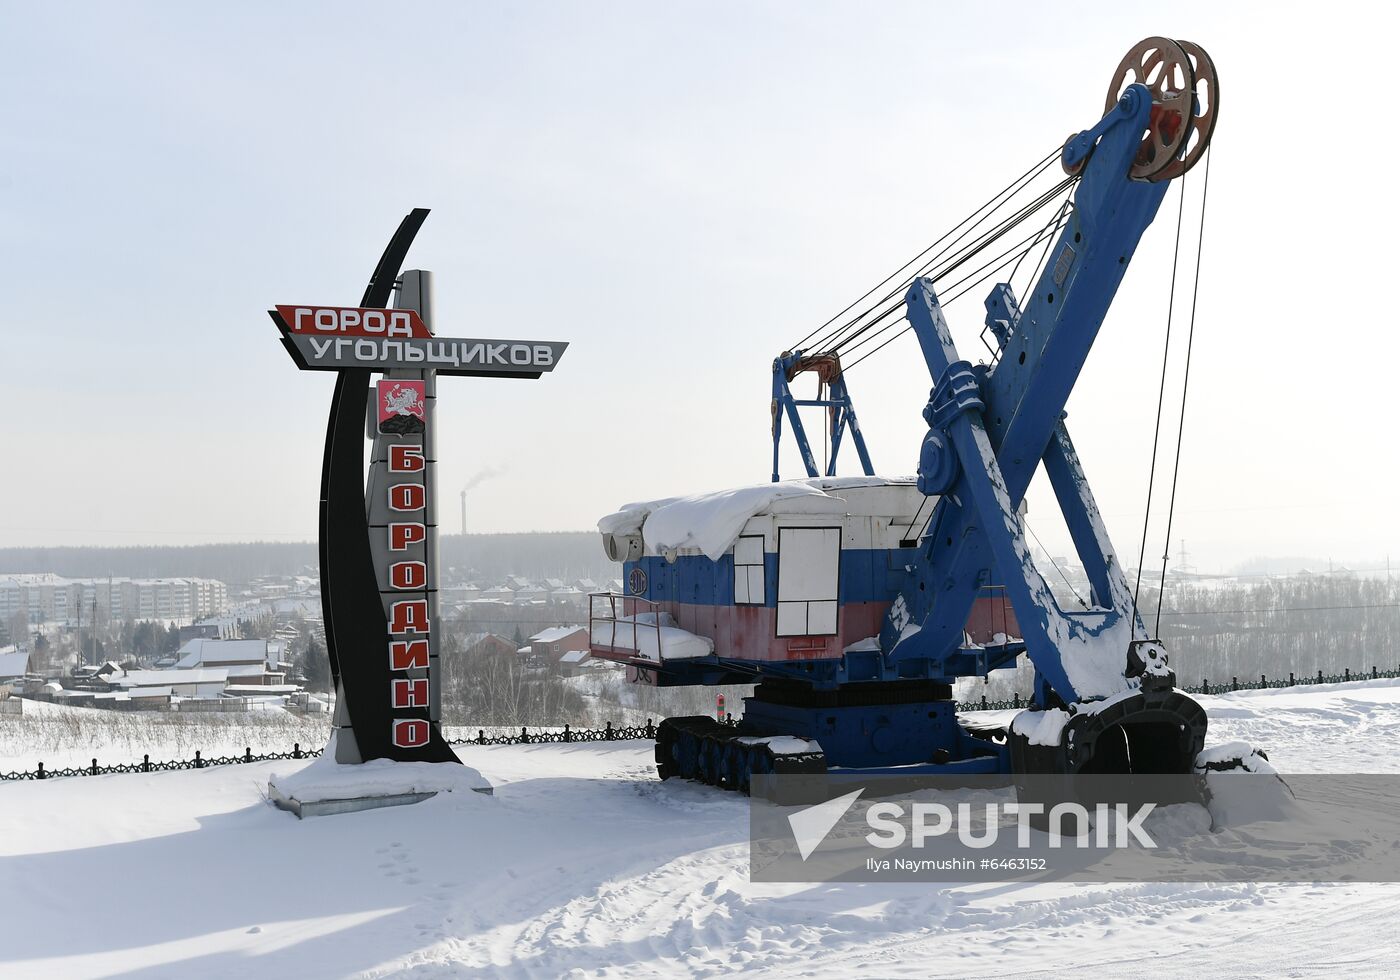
1317 669 1324 684
563 724 572 743
143 754 150 774
36 762 44 780
91 758 98 776
605 721 615 741
1289 672 1295 686
521 727 529 744
1374 665 1379 679
194 750 203 769
1345 667 1351 682
1203 678 1209 695
478 729 485 745
1231 676 1238 692
645 718 655 740
245 746 252 764
293 742 302 759
980 694 988 710
1261 674 1266 689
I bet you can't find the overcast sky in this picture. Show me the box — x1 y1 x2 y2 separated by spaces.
2 2 1395 575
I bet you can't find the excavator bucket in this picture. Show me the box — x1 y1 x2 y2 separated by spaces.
1007 687 1209 809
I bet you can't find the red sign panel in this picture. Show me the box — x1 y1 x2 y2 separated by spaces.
377 380 426 435
275 305 432 339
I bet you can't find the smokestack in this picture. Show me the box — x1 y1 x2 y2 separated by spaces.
458 466 503 536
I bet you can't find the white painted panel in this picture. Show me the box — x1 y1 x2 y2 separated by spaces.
734 535 764 565
808 600 838 635
734 570 751 605
777 601 807 636
778 527 840 602
747 566 765 604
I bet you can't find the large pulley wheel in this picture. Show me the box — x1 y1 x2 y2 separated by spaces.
1152 40 1219 180
1105 37 1196 181
1061 131 1088 177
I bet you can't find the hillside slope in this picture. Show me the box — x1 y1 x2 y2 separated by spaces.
4 681 1400 978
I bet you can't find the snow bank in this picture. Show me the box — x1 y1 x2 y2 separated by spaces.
268 755 492 802
1009 707 1071 746
735 735 822 756
590 612 714 661
1196 740 1279 775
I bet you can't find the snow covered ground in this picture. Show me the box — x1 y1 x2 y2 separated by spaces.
4 681 1400 978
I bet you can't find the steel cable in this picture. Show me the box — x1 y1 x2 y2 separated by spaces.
1131 173 1190 627
1154 146 1212 636
789 147 1063 353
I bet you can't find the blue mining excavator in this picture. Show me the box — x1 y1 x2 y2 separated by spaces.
591 38 1247 793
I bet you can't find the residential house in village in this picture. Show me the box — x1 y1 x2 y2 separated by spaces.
512 580 549 603
527 626 589 666
174 638 290 686
110 668 228 701
557 649 594 676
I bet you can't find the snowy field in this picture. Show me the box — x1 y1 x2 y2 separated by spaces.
4 681 1400 978
0 697 331 773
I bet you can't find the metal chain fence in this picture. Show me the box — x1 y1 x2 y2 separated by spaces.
954 664 1400 711
5 664 1399 782
0 721 656 782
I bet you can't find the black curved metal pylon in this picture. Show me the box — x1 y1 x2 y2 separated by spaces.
320 208 456 764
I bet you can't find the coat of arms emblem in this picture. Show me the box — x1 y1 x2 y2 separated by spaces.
377 380 427 434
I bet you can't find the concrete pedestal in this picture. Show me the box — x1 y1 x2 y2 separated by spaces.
268 755 493 820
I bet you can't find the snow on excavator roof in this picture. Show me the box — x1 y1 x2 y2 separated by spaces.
598 476 915 562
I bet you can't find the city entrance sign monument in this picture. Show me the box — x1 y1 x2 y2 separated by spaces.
270 208 566 769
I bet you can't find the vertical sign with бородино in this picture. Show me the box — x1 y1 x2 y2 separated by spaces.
270 208 568 766
378 381 430 748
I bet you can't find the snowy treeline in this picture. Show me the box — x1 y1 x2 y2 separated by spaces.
0 533 613 589
439 643 590 727
964 574 1400 702
1158 575 1400 686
